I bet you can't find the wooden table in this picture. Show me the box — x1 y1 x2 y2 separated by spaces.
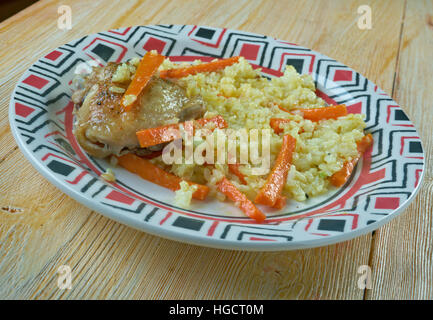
0 0 431 300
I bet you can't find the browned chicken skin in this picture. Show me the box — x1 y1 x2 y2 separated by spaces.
72 62 205 158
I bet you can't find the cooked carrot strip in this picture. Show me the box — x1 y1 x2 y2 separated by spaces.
270 118 292 134
329 133 374 187
217 177 266 223
271 105 346 133
356 133 374 154
272 195 287 210
136 115 227 148
136 123 181 148
159 56 240 78
278 104 348 122
228 163 247 185
121 51 165 111
330 159 357 188
254 134 296 207
117 153 209 200
297 104 347 121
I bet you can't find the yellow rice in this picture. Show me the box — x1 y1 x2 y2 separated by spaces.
151 57 366 206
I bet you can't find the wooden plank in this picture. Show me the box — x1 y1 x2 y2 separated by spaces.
0 0 407 299
366 0 433 300
0 149 93 298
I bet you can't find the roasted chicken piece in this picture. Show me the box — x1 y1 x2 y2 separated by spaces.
72 62 205 158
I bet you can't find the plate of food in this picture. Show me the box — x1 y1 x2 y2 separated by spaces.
9 25 424 250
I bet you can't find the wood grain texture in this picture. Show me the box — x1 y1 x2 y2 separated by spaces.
365 0 433 300
0 0 429 300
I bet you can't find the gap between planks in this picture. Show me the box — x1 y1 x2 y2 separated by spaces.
363 0 408 301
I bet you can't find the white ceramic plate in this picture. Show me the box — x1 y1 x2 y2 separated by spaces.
9 25 425 250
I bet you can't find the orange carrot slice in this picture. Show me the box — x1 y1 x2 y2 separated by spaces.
297 104 347 121
121 51 165 111
272 195 287 210
228 163 247 185
217 177 266 223
278 104 348 122
228 165 287 208
136 115 227 148
159 56 240 78
270 118 292 134
136 123 181 148
254 134 296 207
271 105 347 134
117 153 209 200
329 133 374 187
